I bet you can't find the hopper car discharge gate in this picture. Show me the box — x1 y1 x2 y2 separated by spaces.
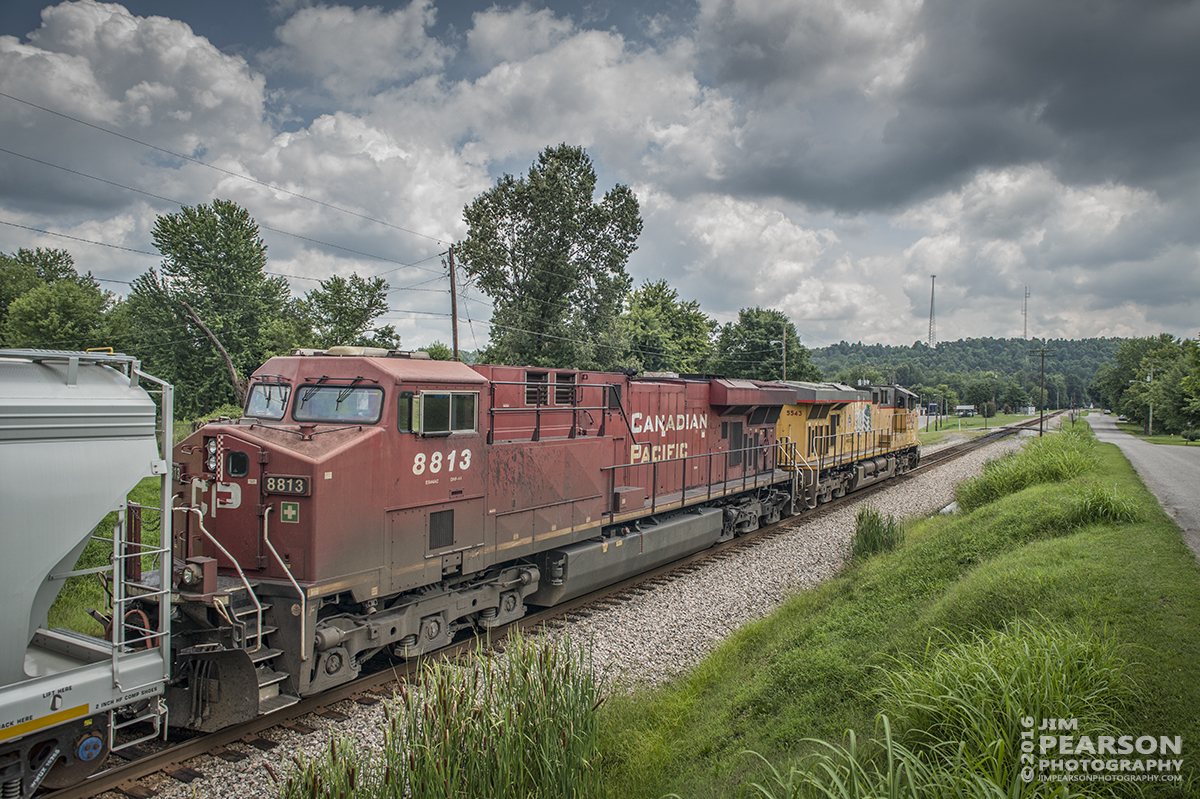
0 350 173 798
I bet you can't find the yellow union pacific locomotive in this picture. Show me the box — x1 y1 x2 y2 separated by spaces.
776 380 921 506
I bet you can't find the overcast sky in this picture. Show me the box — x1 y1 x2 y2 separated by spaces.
1 0 1197 352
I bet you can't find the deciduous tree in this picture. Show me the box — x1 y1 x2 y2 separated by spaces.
121 200 303 416
620 279 714 373
458 144 641 370
300 274 399 349
707 307 820 382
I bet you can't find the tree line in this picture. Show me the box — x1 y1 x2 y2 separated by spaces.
1091 334 1200 438
810 337 1125 415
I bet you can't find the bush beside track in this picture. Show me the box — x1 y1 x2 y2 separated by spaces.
596 421 1200 798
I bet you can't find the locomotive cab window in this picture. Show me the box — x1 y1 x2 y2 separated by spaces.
293 385 384 424
419 392 478 435
245 382 291 420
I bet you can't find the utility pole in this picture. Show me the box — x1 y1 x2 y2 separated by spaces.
447 246 460 361
928 275 937 348
1029 346 1055 436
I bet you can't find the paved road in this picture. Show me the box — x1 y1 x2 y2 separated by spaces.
1086 414 1200 561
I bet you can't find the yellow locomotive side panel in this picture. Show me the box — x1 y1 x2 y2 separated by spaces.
775 383 919 473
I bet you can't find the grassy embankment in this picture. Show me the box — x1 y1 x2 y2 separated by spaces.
596 420 1200 798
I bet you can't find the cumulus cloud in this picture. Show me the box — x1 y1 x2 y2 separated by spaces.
260 1 449 97
1 0 1196 350
0 0 268 217
466 4 574 69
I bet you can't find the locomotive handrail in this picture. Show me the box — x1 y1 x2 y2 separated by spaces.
602 440 778 522
261 506 308 662
485 379 646 446
776 438 817 510
185 507 263 655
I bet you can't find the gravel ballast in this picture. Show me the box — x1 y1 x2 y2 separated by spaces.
110 432 1032 799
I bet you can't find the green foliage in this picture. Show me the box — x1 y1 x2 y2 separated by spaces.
833 364 884 386
418 340 454 360
276 632 602 799
955 427 1096 512
118 199 305 417
0 247 112 348
813 337 1120 411
708 307 821 382
299 273 399 349
851 505 903 561
1090 334 1199 435
459 144 641 371
621 279 715 373
878 622 1130 792
3 279 112 350
0 251 46 327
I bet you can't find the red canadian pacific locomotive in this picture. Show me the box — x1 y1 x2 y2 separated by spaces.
167 347 919 730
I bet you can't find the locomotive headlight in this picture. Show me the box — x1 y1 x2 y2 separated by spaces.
205 455 218 472
206 439 218 455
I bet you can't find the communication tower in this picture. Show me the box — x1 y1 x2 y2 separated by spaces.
928 275 936 348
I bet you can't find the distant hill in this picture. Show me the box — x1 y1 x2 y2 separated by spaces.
809 337 1124 386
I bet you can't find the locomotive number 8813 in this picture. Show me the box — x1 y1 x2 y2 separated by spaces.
164 346 918 731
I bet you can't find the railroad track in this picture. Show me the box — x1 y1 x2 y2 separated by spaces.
55 414 1057 799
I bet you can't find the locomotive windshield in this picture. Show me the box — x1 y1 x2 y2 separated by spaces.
293 385 384 424
245 382 291 420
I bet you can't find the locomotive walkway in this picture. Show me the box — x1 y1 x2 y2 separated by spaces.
1086 413 1200 562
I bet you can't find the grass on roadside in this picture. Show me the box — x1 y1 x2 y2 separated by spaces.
597 421 1200 799
1113 420 1200 446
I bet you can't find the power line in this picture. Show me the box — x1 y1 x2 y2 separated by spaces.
0 146 445 276
0 91 448 247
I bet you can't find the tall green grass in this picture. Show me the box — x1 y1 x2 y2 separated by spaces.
738 621 1128 798
851 505 903 561
956 427 1096 512
275 631 603 799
